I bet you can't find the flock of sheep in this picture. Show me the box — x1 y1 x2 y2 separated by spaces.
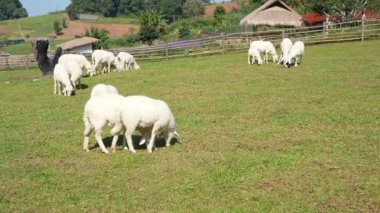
248 38 305 68
51 38 304 154
52 49 181 154
53 49 140 97
84 84 180 154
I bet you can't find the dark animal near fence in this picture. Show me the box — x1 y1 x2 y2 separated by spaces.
35 39 62 75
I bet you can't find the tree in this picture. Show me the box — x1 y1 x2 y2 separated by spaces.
138 10 166 44
118 0 145 15
66 3 79 20
0 0 28 20
310 0 369 21
158 0 186 22
84 26 110 49
183 0 205 18
213 5 226 27
99 0 118 17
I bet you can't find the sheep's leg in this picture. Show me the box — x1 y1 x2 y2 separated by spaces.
58 82 62 95
83 117 92 152
278 54 283 64
139 132 151 145
247 54 251 65
108 62 111 73
295 57 299 67
165 132 174 147
147 126 159 153
124 134 136 153
110 123 123 152
94 129 109 154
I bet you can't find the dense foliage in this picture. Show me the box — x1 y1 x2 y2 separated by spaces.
84 26 110 49
66 0 210 20
0 0 28 20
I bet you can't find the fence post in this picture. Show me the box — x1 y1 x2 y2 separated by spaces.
5 56 10 70
361 13 366 42
282 29 285 39
26 56 30 69
165 42 169 60
221 33 225 54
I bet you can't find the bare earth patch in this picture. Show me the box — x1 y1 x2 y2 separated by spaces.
57 21 139 39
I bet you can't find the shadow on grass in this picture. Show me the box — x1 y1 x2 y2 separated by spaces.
89 134 179 151
76 83 89 90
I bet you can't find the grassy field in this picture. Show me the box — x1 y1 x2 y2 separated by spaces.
0 41 379 211
0 13 67 39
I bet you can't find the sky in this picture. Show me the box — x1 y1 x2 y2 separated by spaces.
20 0 71 17
20 0 228 17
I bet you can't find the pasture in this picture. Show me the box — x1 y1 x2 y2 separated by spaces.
0 40 379 211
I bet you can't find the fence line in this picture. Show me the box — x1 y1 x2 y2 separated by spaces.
1 19 380 71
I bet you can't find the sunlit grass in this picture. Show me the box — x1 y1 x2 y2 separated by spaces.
0 40 379 211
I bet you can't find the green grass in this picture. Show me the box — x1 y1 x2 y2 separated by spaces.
96 16 139 25
0 13 67 39
0 39 66 55
0 41 379 212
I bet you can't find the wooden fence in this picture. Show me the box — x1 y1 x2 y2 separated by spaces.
1 18 380 71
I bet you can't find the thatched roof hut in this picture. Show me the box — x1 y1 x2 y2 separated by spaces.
240 0 303 27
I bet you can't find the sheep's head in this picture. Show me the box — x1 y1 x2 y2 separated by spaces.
272 54 279 63
87 67 96 76
63 85 74 96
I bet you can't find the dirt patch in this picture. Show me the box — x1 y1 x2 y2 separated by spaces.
57 21 139 39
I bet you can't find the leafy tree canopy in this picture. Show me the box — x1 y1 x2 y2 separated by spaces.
0 0 28 20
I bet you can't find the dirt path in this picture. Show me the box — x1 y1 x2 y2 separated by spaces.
57 21 139 39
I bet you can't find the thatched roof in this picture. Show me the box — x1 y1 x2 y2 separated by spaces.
240 0 303 27
57 37 98 51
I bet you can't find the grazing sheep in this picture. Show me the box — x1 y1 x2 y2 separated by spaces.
250 40 278 63
90 83 119 98
120 95 180 153
65 61 83 90
278 38 293 65
284 41 304 68
248 47 263 65
114 52 140 71
58 54 95 76
83 94 131 154
91 50 116 75
53 64 74 96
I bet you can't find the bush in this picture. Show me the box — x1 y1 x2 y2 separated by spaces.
62 18 67 28
178 24 190 39
84 26 110 49
53 21 62 35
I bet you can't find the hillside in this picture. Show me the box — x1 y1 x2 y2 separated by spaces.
0 13 139 40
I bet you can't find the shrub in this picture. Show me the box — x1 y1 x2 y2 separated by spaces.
53 21 62 35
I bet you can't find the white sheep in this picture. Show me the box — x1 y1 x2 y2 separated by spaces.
85 85 147 153
92 50 116 75
90 83 119 98
248 47 263 65
83 93 130 154
58 54 95 76
284 41 304 68
278 38 293 65
65 60 83 90
114 52 140 71
53 64 74 96
250 40 278 64
120 95 180 153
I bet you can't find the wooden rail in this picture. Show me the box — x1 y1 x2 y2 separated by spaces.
1 19 379 71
